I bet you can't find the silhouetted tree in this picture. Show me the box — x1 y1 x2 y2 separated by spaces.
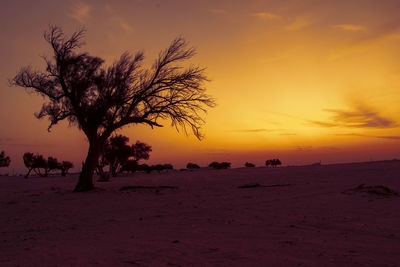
131 141 152 162
58 161 74 176
101 137 151 177
187 162 200 169
11 26 215 191
208 161 219 168
265 159 282 167
0 151 11 168
23 152 48 178
47 156 59 175
163 164 173 170
245 162 255 168
274 159 282 167
209 161 231 169
103 135 131 177
120 160 139 173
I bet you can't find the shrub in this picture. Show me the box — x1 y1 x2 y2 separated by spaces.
0 151 11 167
245 162 255 168
265 159 282 167
209 161 231 169
187 163 200 169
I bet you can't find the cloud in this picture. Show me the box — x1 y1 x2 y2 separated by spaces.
69 1 91 23
208 8 226 14
375 135 400 140
332 24 367 32
351 20 400 44
230 129 269 133
295 146 313 152
332 133 400 140
309 104 398 129
251 12 280 19
285 17 312 31
119 22 134 34
104 4 134 34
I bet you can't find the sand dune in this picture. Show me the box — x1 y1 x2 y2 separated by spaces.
1 161 399 266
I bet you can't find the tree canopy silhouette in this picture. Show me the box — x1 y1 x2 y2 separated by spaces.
23 152 48 178
100 135 152 178
11 26 215 191
0 151 11 168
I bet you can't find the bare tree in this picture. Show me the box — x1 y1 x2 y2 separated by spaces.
11 26 215 191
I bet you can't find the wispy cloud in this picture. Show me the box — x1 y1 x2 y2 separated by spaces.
351 20 400 44
332 24 366 32
285 17 312 31
69 1 91 23
119 21 134 34
251 12 280 19
105 4 134 34
309 104 398 129
208 8 226 14
295 146 313 152
230 128 269 133
333 133 400 140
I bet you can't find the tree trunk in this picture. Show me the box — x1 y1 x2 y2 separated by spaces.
74 140 102 192
111 161 118 177
25 168 32 178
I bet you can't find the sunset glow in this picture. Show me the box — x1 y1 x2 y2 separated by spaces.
1 0 400 173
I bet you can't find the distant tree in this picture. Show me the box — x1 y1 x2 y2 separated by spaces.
120 160 139 173
101 137 151 178
151 164 165 173
23 152 48 178
209 161 231 169
139 164 151 173
0 151 11 168
208 161 219 168
163 164 173 171
103 135 132 177
187 162 200 169
265 159 282 167
47 156 59 175
58 161 74 176
245 162 255 168
23 153 35 177
274 159 282 167
11 26 215 191
219 162 231 169
131 141 152 162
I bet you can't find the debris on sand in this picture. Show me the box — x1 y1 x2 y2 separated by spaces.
343 184 398 197
238 183 291 189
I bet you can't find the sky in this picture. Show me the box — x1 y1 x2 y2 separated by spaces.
1 0 400 174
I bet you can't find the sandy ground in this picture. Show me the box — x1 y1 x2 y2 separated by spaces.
0 161 399 266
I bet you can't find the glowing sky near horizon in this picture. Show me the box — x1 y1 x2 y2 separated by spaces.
1 0 400 173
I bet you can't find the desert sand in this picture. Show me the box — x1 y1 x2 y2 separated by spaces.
1 160 399 266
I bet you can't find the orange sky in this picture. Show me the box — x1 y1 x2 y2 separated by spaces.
1 0 400 173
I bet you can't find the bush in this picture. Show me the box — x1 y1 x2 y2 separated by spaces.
265 159 282 167
245 162 255 168
187 163 200 169
209 161 231 169
0 151 11 167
